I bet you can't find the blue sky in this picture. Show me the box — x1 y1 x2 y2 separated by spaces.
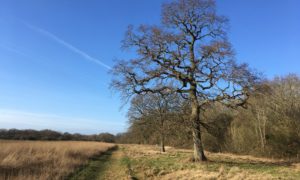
0 0 299 134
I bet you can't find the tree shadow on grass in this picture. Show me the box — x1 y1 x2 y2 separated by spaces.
204 156 296 171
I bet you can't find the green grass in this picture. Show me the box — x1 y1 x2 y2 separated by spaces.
67 145 300 179
122 145 300 179
67 147 117 180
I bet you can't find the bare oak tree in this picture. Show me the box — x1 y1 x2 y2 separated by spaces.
111 0 257 161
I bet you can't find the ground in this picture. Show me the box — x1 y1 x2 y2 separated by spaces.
69 144 300 180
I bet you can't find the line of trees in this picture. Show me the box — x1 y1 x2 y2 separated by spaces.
0 129 115 143
116 74 300 159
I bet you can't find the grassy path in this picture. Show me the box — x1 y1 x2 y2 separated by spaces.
67 147 116 180
98 146 133 179
68 146 132 180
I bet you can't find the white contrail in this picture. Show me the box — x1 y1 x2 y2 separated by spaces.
0 44 28 57
24 23 111 69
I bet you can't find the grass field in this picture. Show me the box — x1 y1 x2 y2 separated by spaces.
1 142 300 179
0 140 115 180
98 144 300 180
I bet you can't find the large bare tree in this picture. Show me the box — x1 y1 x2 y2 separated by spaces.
111 0 257 161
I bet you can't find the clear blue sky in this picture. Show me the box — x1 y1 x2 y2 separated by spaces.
0 0 299 134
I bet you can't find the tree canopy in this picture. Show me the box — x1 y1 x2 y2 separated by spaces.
111 0 258 161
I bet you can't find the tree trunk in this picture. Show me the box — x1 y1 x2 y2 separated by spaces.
159 115 166 153
190 95 207 161
160 132 165 152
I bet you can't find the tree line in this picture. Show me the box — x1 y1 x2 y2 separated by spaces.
0 129 115 143
115 74 300 159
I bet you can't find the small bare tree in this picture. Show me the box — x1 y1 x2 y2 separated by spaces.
111 0 257 161
128 93 181 152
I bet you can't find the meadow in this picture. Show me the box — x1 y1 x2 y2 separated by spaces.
1 141 300 179
99 144 300 180
0 140 115 180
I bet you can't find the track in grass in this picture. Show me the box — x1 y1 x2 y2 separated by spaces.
67 147 118 180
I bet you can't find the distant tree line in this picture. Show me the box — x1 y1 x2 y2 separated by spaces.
0 129 115 143
116 74 300 159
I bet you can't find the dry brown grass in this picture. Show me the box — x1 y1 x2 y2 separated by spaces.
160 166 275 180
0 140 115 180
